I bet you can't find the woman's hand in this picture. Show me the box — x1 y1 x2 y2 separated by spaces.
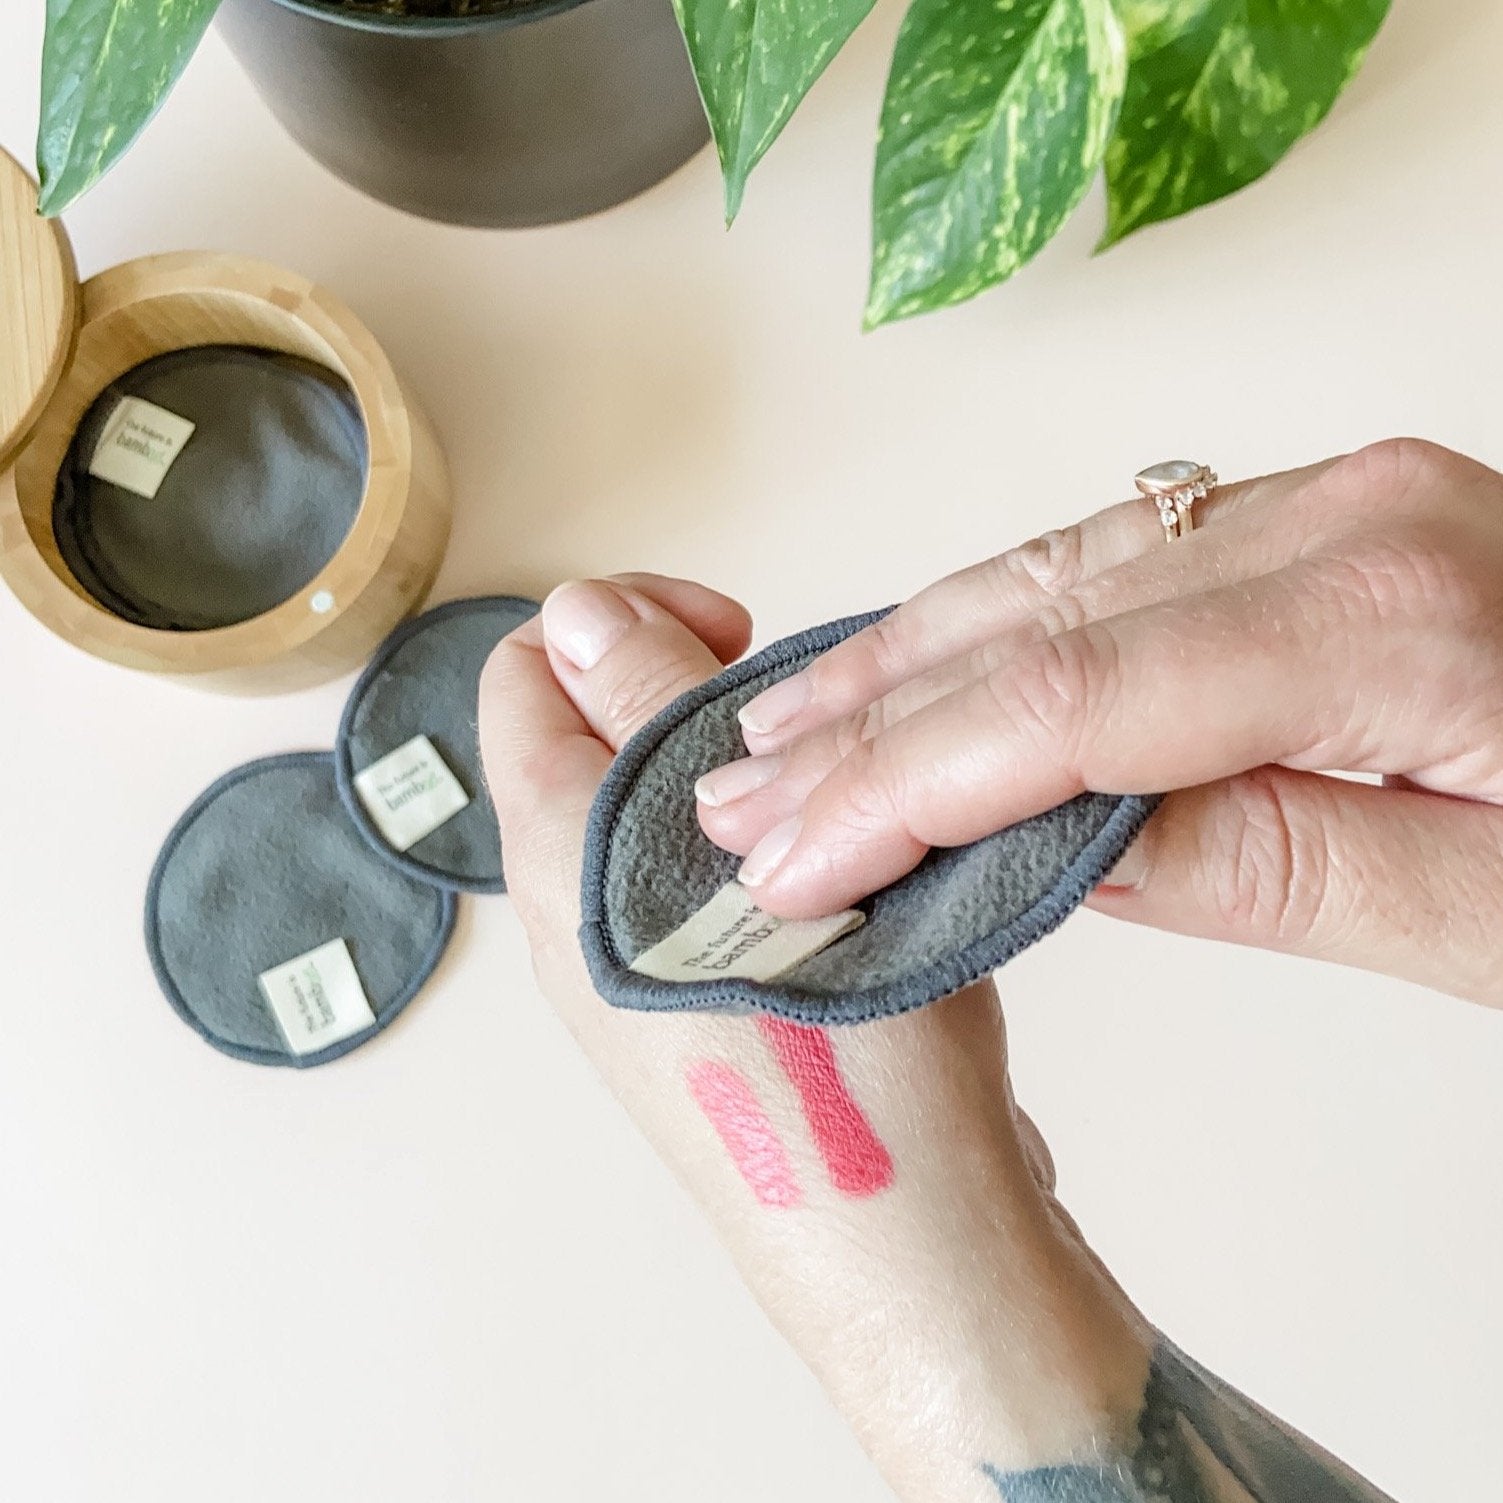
694 438 1503 1007
478 575 1155 1502
479 573 1399 1503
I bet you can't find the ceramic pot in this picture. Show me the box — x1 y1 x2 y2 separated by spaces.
216 0 710 228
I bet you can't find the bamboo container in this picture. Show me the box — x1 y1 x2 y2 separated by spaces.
0 147 451 693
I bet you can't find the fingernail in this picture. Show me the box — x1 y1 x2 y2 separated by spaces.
738 816 802 889
542 580 637 671
695 754 784 808
738 676 810 739
1101 840 1148 891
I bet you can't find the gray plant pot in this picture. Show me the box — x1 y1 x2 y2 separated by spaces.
215 0 711 228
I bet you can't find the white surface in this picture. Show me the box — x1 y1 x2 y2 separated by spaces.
2 3 1501 1499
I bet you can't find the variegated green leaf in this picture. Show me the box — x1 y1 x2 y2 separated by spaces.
1100 0 1391 249
37 0 222 215
674 0 878 222
866 0 1125 328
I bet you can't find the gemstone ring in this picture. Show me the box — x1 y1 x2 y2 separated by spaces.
1134 461 1218 543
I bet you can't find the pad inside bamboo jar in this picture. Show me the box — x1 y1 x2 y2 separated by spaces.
0 150 450 693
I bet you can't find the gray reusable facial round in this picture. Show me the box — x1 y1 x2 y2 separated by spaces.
146 753 457 1067
335 596 541 894
53 346 368 631
581 609 1161 1027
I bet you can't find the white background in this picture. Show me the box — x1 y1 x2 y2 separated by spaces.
2 2 1501 1499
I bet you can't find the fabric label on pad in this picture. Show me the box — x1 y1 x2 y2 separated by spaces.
353 734 470 853
257 938 377 1055
629 882 865 984
87 396 197 499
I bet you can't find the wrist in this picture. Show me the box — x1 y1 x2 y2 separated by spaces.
777 1156 1151 1502
550 962 1155 1502
696 989 1156 1502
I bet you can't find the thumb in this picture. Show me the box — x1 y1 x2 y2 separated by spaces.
1088 767 1503 1006
478 574 749 911
540 576 749 752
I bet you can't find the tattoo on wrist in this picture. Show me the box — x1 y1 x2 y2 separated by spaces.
983 1342 1396 1503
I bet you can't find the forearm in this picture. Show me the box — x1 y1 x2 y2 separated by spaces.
544 965 1398 1503
543 966 1147 1499
485 578 1401 1503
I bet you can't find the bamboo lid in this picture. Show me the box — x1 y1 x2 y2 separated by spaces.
0 146 79 472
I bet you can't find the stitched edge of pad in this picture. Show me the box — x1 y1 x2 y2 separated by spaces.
334 595 540 895
580 609 1161 1026
145 751 458 1068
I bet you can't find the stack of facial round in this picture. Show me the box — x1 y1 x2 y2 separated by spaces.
54 347 369 634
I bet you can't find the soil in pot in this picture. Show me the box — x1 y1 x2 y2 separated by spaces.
52 347 368 632
317 1 551 14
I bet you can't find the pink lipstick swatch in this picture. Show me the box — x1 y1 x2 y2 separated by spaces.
757 1017 894 1198
686 1061 803 1208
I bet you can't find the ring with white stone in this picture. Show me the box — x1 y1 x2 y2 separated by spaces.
1134 460 1218 542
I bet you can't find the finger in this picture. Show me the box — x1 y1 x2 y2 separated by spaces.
479 570 749 830
480 576 750 903
606 572 753 665
1089 768 1503 1005
732 556 1478 918
700 506 1323 855
735 461 1335 754
541 578 732 753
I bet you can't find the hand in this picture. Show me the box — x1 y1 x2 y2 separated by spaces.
478 573 1399 1503
694 439 1503 1007
476 570 755 1021
478 574 1154 1500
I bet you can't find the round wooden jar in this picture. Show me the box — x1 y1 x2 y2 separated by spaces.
0 150 451 694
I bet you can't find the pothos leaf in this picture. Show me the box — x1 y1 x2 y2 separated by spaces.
37 0 222 216
866 0 1126 329
1100 0 1392 249
674 0 879 223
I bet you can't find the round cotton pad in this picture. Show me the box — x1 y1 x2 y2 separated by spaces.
53 346 368 632
582 609 1162 1027
147 753 457 1067
335 596 541 894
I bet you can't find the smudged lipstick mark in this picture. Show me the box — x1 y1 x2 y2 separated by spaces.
686 1061 803 1209
756 1017 894 1198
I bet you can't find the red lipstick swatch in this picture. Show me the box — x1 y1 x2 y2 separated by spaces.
757 1017 894 1198
686 1061 803 1209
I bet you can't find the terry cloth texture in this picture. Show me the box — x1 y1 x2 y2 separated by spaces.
146 752 456 1068
54 346 367 631
335 596 541 894
581 608 1160 1026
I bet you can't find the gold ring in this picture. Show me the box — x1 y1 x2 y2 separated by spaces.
1134 461 1218 543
